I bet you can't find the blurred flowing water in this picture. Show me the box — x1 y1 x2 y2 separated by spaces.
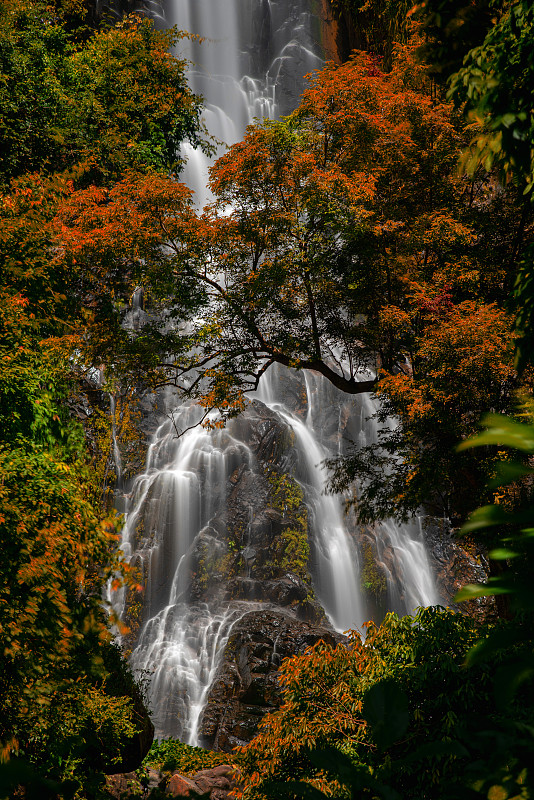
115 0 440 743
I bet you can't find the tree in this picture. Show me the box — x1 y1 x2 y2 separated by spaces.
55 36 529 520
0 0 209 786
328 300 519 522
0 0 209 186
56 43 467 396
0 289 152 789
233 606 533 800
415 0 534 371
328 0 413 68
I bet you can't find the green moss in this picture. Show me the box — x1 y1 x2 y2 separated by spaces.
264 469 314 588
279 525 310 581
267 471 304 513
360 541 387 599
194 541 238 592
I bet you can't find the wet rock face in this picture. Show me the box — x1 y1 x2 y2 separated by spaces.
199 609 343 751
187 400 324 623
423 518 496 622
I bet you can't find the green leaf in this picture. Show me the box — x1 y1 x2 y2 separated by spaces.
488 548 519 560
464 627 524 667
457 414 534 452
394 738 469 767
454 582 512 602
495 656 534 707
362 679 409 749
488 460 534 490
461 504 534 533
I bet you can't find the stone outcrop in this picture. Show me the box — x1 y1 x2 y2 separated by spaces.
199 609 343 751
185 400 326 625
106 764 239 799
423 517 496 622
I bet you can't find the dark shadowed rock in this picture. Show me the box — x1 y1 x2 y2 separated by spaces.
199 609 343 751
423 517 496 622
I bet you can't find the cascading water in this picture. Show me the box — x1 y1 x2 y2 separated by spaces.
256 369 365 632
291 370 438 618
116 0 440 744
172 0 323 205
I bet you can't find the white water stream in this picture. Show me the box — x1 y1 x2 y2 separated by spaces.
115 0 440 744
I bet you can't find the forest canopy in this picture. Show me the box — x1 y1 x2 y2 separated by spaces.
0 0 207 791
54 26 532 522
1 0 534 795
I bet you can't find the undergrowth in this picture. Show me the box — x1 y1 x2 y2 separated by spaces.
142 738 241 776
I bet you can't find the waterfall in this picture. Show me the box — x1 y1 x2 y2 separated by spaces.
256 366 438 627
115 0 440 745
171 0 323 206
255 369 365 633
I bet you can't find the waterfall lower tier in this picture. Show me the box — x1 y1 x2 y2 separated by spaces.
116 366 439 743
131 604 247 743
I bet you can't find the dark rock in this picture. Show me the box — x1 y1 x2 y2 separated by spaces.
93 642 155 776
199 609 343 751
109 698 154 775
105 771 141 798
423 517 497 622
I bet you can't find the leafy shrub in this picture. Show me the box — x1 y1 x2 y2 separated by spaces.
234 606 533 799
143 738 240 775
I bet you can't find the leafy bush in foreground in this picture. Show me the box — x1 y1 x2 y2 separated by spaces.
143 738 240 776
235 606 533 799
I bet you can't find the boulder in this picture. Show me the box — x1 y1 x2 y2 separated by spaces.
423 517 497 622
166 773 207 797
198 609 343 751
106 765 239 800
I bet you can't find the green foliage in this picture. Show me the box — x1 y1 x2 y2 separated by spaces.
236 606 534 799
267 471 311 582
416 0 534 372
0 297 144 786
143 738 240 775
0 0 208 185
269 472 305 514
0 0 213 785
235 606 517 799
330 0 412 68
456 411 534 700
360 542 387 600
448 0 534 190
258 411 534 800
415 0 500 82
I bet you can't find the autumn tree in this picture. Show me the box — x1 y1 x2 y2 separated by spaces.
56 42 463 397
415 0 534 370
0 0 209 787
234 606 533 800
0 288 155 788
55 35 530 520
